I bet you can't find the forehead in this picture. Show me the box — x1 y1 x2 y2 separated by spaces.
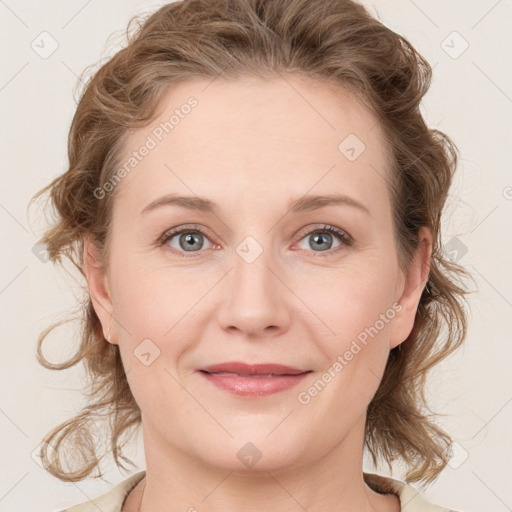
115 74 392 215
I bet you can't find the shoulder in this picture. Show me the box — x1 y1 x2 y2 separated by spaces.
363 472 463 512
57 470 461 512
56 471 146 512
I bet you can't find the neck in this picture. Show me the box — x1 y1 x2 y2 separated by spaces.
136 415 399 512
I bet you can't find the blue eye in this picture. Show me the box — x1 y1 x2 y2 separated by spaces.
160 225 214 255
159 224 352 258
296 225 352 254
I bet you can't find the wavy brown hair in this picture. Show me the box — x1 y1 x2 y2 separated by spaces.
30 0 473 487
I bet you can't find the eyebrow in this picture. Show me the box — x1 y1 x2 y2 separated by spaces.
141 193 371 216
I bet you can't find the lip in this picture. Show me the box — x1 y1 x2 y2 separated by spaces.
200 362 308 376
198 362 311 397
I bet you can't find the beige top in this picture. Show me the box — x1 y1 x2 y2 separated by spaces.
59 471 460 511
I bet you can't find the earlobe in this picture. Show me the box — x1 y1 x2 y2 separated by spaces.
389 227 432 350
104 317 115 343
83 237 118 345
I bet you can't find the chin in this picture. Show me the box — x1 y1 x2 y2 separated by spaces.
178 428 309 474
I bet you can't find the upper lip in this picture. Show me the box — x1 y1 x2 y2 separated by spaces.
200 362 310 376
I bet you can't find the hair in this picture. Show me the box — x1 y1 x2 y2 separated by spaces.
30 0 474 488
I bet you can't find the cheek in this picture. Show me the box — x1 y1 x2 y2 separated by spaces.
310 264 397 341
108 256 215 382
108 262 195 414
299 277 396 421
303 265 397 407
110 255 204 331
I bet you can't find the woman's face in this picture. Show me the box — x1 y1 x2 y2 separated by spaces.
86 75 429 472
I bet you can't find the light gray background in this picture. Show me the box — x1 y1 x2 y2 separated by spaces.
1 1 511 511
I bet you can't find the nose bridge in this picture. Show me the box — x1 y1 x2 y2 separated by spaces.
233 236 273 292
216 232 290 336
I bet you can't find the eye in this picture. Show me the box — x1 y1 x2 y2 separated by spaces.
159 225 216 257
295 224 352 255
158 223 352 258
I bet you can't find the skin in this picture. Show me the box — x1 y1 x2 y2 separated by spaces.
84 74 431 512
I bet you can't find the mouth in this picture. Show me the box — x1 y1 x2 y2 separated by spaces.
199 362 310 376
198 362 312 397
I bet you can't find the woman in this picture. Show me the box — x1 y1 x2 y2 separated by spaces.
32 0 472 510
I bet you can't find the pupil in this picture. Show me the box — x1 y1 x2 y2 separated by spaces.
182 233 202 251
312 233 331 251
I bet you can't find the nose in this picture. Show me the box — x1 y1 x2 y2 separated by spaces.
216 242 292 338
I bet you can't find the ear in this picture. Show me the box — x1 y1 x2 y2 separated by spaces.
83 236 118 345
389 226 432 350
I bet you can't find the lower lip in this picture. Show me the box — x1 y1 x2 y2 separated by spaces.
199 371 310 397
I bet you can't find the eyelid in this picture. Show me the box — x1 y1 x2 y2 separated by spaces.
158 224 218 259
294 223 353 244
291 224 353 257
159 224 215 245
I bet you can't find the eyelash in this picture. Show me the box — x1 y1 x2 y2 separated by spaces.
158 224 353 258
